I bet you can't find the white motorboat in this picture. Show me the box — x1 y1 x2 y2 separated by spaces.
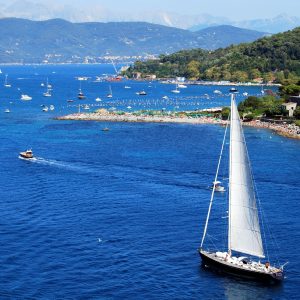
21 94 32 101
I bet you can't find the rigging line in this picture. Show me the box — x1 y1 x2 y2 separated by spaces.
200 114 229 249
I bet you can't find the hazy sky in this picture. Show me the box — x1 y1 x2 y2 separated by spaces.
33 0 300 20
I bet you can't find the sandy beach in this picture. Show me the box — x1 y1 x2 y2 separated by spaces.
55 111 300 140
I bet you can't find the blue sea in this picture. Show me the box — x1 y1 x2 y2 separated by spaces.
0 64 299 299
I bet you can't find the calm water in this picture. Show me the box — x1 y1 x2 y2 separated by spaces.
0 64 299 299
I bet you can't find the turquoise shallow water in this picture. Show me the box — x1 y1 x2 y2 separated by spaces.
0 64 299 299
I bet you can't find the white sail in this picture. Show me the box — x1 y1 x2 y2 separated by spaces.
228 95 264 258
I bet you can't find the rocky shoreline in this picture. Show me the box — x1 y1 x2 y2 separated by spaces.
55 112 300 140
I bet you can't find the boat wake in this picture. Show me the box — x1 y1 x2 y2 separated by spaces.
19 156 99 174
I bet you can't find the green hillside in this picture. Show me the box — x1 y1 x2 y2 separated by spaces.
125 27 300 83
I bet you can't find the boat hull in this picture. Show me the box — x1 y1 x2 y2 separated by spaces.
199 250 284 283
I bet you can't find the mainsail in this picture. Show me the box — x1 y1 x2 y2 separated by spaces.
228 95 264 258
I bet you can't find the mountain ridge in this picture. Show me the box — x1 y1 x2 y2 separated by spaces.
0 18 269 63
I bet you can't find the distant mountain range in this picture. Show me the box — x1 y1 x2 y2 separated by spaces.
0 0 299 33
189 14 300 34
0 18 269 64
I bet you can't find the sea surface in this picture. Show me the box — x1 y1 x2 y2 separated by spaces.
0 64 299 299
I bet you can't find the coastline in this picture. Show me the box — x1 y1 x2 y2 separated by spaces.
55 112 300 140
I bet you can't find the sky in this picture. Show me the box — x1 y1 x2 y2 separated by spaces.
32 0 300 21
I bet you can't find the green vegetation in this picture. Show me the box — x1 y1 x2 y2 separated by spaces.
125 27 300 83
238 95 285 118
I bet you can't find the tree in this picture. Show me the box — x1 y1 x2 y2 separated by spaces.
185 60 200 79
221 107 230 120
294 107 300 119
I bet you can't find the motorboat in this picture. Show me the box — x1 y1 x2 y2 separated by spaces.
49 105 55 111
95 97 102 102
102 127 110 131
4 108 10 113
211 181 225 192
213 90 222 94
19 149 34 159
178 84 187 88
42 106 49 112
21 94 32 101
136 90 147 96
229 87 238 93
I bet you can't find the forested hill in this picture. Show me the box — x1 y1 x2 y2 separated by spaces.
126 27 300 82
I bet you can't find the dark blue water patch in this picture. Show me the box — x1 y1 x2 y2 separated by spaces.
0 65 299 299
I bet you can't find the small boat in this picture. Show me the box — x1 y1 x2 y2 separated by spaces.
78 81 86 99
43 90 51 97
178 84 187 88
21 94 32 101
49 105 55 111
19 149 34 159
124 85 131 89
243 92 249 96
136 90 147 96
229 87 238 93
83 104 90 110
107 85 113 98
211 181 225 192
78 89 86 99
76 76 89 81
213 90 222 94
127 106 132 109
171 85 180 94
95 97 102 102
4 75 11 87
42 106 49 112
199 92 285 283
4 108 10 113
162 96 169 100
102 127 110 131
67 99 74 103
43 78 52 97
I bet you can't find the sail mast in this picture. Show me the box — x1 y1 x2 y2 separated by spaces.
228 94 264 258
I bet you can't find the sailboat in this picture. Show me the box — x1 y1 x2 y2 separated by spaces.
43 78 52 97
107 85 113 98
4 74 11 87
77 82 86 99
199 92 284 283
171 84 180 94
